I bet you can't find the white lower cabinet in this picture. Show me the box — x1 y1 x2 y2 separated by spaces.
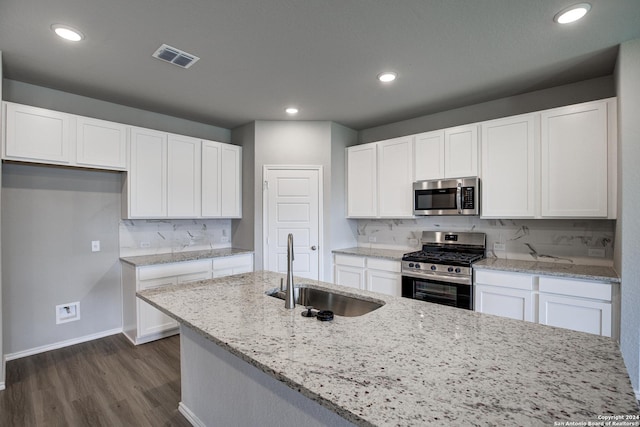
333 254 401 297
122 254 253 344
474 270 537 322
474 269 617 338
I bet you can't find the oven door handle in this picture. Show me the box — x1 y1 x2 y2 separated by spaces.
456 183 462 214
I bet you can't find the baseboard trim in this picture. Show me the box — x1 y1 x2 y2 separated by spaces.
178 402 205 427
4 328 122 361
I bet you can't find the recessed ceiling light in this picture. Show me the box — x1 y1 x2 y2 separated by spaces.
554 3 591 24
285 107 299 115
51 24 84 41
377 72 397 83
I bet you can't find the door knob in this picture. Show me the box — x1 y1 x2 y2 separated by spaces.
311 245 317 250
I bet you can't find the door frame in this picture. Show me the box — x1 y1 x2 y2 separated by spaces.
262 165 324 281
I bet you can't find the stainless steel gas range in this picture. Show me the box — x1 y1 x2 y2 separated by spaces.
401 231 486 309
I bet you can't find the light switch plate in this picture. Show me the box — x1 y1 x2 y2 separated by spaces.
493 243 506 251
588 248 606 258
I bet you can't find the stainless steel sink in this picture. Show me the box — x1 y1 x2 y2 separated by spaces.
266 286 384 317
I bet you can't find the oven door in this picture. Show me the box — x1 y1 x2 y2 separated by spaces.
401 275 473 310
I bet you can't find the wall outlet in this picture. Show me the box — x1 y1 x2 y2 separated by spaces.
220 236 229 243
409 238 419 246
493 243 506 251
56 302 80 324
368 236 377 243
588 248 606 258
140 241 151 248
91 240 100 252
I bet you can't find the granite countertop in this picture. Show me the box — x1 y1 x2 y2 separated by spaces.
474 258 621 283
332 247 409 261
138 271 638 426
120 248 253 267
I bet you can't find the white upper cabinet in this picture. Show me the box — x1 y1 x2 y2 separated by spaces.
347 142 378 217
128 127 168 218
220 144 242 218
3 102 128 171
76 116 128 170
202 140 222 217
541 100 610 218
444 124 478 178
3 102 72 164
481 113 538 218
413 124 478 181
414 130 445 181
168 134 202 218
378 136 414 217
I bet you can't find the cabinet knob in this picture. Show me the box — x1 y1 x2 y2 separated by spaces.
311 245 317 250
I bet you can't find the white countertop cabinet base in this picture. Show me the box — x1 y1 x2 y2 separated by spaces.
333 254 401 297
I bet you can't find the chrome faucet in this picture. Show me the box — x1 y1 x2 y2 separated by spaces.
285 233 295 309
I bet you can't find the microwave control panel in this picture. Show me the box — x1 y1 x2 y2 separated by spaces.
462 187 475 209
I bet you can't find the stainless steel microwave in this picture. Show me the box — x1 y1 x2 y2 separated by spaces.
413 177 480 216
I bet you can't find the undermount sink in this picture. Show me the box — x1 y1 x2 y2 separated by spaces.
266 286 384 317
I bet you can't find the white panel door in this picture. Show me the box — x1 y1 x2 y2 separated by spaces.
414 130 445 180
76 116 128 170
221 144 242 217
346 143 377 217
444 124 478 178
265 168 321 280
129 127 168 217
541 101 608 217
378 136 414 218
481 114 537 218
168 134 201 218
202 140 222 217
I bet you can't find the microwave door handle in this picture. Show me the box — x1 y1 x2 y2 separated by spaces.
456 184 462 214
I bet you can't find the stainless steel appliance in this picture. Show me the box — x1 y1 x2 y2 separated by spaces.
401 231 486 309
413 177 479 216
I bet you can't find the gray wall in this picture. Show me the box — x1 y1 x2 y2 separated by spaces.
232 121 358 281
615 38 640 396
2 163 122 355
360 76 615 143
3 79 231 143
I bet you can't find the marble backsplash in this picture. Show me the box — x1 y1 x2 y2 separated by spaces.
119 219 233 257
355 217 616 266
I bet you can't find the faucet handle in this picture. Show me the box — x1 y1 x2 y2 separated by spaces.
301 306 317 317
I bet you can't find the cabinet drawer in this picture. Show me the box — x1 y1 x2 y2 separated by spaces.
212 254 253 270
538 276 611 301
334 254 366 268
474 270 536 291
366 257 401 273
138 259 213 281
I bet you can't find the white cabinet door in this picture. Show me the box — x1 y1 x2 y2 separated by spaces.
4 102 72 164
541 101 608 217
202 140 222 217
378 136 414 217
221 144 242 218
334 265 365 290
475 284 536 322
76 116 128 170
129 127 168 218
168 134 201 218
367 269 401 297
414 130 445 181
137 276 179 337
444 124 478 178
481 114 537 218
346 143 378 217
539 294 612 337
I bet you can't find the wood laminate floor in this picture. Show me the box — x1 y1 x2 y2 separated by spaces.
0 334 191 427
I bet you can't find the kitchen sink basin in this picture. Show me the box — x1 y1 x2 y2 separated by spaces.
266 286 384 317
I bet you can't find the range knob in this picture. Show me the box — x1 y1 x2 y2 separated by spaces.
408 263 414 268
415 264 421 269
430 265 437 271
447 267 454 273
455 268 461 273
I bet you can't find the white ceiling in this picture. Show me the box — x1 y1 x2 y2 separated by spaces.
1 0 639 130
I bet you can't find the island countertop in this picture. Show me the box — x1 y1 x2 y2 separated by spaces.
137 271 639 426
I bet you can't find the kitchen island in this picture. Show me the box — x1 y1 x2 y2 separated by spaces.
137 271 639 426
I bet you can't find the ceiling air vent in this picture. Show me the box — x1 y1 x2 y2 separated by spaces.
152 44 200 69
